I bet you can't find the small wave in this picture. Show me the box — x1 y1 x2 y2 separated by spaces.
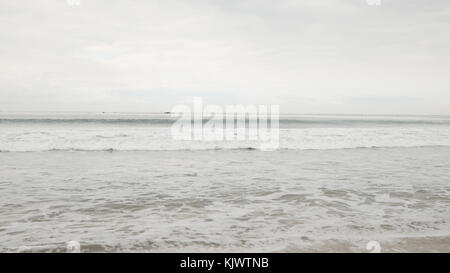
1 145 449 153
0 118 176 125
2 117 450 126
95 134 129 139
0 147 261 152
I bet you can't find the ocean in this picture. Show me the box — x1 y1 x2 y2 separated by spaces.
0 112 449 252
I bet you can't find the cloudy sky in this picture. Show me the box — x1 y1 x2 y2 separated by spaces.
0 0 449 114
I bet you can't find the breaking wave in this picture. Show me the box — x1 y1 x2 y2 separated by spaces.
1 114 450 152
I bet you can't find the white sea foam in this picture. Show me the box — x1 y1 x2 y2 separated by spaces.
1 147 449 252
1 114 450 152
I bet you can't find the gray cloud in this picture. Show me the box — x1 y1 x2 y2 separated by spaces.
1 0 449 114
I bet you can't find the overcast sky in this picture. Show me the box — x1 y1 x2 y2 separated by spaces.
0 0 449 114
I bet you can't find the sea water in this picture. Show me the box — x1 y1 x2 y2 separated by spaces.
0 113 449 252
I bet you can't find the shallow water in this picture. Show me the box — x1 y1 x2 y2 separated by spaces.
1 147 449 252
